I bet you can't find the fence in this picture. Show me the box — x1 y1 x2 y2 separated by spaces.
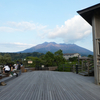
57 64 73 72
57 63 94 76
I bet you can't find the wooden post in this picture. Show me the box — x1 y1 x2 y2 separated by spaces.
82 60 83 72
76 64 78 74
87 62 89 76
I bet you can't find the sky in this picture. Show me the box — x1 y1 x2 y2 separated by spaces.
0 0 100 52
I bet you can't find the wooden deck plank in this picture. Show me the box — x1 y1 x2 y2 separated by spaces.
0 71 100 100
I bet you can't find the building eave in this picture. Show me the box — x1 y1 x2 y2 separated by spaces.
77 3 100 26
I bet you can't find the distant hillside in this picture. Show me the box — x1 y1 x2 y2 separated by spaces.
20 42 93 56
0 52 44 61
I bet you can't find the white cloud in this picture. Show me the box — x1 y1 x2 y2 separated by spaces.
0 27 19 32
7 22 36 31
0 42 35 52
7 21 47 31
48 15 92 43
12 42 34 47
0 21 47 32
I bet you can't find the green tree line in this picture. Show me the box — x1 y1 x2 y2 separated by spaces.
0 52 44 61
26 49 66 67
0 50 93 72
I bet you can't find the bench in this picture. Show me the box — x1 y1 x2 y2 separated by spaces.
0 73 9 79
0 70 22 85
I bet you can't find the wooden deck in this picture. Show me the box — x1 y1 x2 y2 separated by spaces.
0 71 100 100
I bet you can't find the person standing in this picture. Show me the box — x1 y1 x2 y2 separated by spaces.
17 63 21 75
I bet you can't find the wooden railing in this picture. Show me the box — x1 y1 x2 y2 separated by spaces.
72 62 94 76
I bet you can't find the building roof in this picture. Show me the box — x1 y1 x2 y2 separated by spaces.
63 53 79 56
77 3 100 26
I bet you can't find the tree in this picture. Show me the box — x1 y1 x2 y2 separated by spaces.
88 55 94 63
44 51 54 67
69 57 78 62
54 49 66 66
0 54 12 64
4 54 12 63
54 49 63 56
26 56 41 67
0 55 4 64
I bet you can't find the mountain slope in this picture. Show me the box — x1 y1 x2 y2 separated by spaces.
20 42 93 56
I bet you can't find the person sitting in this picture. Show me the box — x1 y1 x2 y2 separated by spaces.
14 64 18 70
17 63 21 75
12 64 18 77
3 64 10 74
8 64 14 76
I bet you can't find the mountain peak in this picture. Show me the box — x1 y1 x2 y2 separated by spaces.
43 42 57 44
43 42 49 44
21 42 93 56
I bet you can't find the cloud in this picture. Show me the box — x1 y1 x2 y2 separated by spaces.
12 42 34 47
0 42 35 52
0 27 19 32
48 15 92 43
0 21 47 32
7 21 47 31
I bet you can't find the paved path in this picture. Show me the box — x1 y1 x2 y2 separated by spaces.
0 71 100 100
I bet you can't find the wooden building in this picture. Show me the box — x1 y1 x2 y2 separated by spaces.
63 53 81 60
77 3 100 85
